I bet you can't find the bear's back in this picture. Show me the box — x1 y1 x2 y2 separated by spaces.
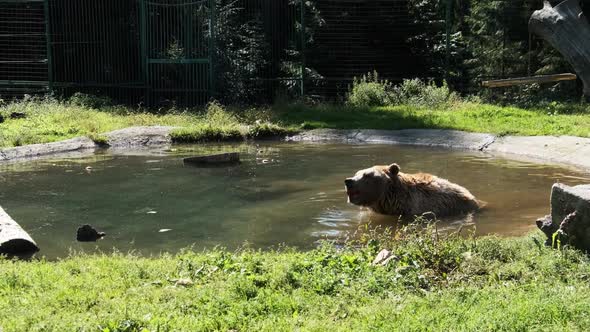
399 172 480 217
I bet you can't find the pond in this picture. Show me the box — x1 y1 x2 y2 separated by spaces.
1 142 589 258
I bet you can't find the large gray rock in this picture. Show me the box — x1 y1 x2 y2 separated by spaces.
0 206 39 257
104 126 178 148
0 137 96 162
539 183 590 250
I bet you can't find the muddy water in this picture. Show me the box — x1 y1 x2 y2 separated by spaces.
0 142 588 258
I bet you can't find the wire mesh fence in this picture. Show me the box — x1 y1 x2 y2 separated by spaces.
0 0 49 97
0 0 588 105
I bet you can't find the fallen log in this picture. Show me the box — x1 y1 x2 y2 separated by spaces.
0 206 39 257
529 0 590 96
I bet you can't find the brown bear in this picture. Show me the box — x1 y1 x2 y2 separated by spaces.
344 163 482 218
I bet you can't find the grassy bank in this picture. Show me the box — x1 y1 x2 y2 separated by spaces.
0 99 296 148
275 102 590 137
1 227 589 331
1 97 590 148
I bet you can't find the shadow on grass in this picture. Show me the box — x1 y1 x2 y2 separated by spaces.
271 103 455 131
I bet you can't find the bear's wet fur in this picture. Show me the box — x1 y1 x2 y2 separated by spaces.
344 163 482 218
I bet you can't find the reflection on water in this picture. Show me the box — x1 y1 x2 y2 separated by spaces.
0 142 589 258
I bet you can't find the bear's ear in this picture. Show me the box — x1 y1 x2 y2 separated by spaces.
388 163 400 175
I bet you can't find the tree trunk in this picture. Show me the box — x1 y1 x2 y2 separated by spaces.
0 206 39 257
529 0 590 96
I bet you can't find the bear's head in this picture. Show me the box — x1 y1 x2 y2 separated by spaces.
344 163 400 206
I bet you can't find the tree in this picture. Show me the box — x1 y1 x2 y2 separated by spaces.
529 0 590 96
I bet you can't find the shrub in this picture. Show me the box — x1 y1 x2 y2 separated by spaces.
347 72 460 108
203 100 239 127
391 79 460 108
346 71 394 107
247 122 297 138
68 92 113 109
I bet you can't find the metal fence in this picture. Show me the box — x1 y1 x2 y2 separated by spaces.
0 0 588 105
0 0 49 96
0 0 304 105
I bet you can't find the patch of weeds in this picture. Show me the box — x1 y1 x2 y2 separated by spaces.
98 319 148 332
346 72 460 109
170 126 244 143
88 134 110 147
396 79 460 108
346 71 394 107
298 121 327 130
68 92 114 109
247 122 297 139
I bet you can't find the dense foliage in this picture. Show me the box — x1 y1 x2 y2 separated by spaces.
405 0 585 102
212 0 323 104
208 0 585 104
346 73 459 108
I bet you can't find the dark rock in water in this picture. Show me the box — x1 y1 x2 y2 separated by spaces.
537 183 590 250
77 224 106 242
9 112 26 119
184 152 240 167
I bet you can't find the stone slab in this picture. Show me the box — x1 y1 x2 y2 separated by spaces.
487 136 590 171
105 126 178 148
0 137 96 162
287 129 496 151
550 183 590 250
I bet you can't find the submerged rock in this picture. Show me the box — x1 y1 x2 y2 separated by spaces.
536 183 590 250
183 152 240 167
76 224 106 242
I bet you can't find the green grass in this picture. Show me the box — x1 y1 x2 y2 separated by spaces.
0 99 296 148
1 98 590 148
271 102 590 137
1 226 589 331
2 96 589 331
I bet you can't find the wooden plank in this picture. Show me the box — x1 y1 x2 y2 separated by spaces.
0 206 39 257
481 73 577 88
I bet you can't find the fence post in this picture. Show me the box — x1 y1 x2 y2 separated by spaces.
209 0 215 99
139 0 150 105
445 0 452 80
43 0 53 93
300 0 305 97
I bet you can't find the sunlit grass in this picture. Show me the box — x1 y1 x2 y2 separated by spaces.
0 99 296 148
2 97 590 149
272 102 590 137
1 226 589 331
